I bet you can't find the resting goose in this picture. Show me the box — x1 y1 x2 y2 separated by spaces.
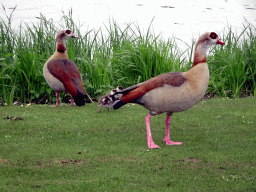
111 32 225 148
43 30 86 106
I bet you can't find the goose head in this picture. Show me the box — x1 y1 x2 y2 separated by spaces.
56 30 77 53
197 32 225 48
193 32 225 65
57 29 78 41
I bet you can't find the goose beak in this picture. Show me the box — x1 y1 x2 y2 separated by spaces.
217 39 225 45
71 33 78 38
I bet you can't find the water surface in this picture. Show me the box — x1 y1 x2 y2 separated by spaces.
1 0 256 45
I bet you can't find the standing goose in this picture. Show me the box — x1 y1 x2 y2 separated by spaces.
111 32 225 148
43 30 86 106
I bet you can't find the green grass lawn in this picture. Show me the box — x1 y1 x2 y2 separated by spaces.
0 98 255 191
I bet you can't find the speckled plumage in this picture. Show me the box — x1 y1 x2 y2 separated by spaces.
98 86 123 112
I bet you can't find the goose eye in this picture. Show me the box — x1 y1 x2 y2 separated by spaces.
210 32 217 39
65 30 71 34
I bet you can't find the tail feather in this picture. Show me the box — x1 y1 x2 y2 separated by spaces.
113 101 126 110
73 91 86 106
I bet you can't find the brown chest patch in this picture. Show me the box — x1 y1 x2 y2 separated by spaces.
193 56 206 66
121 72 187 103
57 44 66 53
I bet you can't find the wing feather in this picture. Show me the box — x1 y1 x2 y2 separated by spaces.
121 72 187 103
47 59 84 96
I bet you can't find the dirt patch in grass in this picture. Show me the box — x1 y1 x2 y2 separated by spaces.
0 158 12 166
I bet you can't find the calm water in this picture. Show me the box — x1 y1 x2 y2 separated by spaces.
1 0 256 45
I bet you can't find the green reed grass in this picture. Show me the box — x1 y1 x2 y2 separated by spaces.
208 26 256 98
0 6 256 104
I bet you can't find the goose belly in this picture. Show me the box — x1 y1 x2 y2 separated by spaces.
140 83 207 115
43 63 66 92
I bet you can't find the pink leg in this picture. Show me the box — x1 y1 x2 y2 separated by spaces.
145 114 161 149
163 113 183 145
55 92 60 107
70 97 74 106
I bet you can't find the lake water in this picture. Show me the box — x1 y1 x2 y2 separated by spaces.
1 0 256 46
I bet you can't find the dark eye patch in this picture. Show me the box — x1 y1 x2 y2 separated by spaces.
65 30 71 34
210 32 217 39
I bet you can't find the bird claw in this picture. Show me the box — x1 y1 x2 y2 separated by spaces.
148 142 161 149
163 139 183 145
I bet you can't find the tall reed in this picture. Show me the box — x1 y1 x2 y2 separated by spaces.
208 26 256 98
109 20 186 87
0 5 256 105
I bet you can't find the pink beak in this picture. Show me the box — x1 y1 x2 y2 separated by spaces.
71 33 78 38
217 39 225 45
